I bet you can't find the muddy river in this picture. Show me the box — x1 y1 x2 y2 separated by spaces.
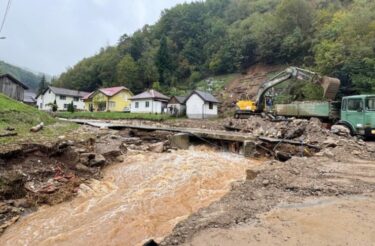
0 146 260 246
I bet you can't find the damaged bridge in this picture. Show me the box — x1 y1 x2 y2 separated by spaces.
61 119 259 157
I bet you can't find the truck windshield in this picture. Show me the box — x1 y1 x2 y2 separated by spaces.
366 97 375 111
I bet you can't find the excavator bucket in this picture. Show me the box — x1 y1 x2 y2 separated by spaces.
320 76 341 100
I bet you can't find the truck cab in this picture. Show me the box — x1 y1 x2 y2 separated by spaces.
340 95 375 137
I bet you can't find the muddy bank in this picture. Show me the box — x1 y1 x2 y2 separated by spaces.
161 141 375 245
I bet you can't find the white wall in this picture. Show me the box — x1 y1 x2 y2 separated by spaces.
131 99 166 113
37 89 86 111
186 94 218 119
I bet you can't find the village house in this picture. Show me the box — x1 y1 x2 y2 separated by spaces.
83 86 133 112
23 90 37 106
185 90 219 119
36 86 89 111
167 96 186 116
130 89 170 114
0 74 28 101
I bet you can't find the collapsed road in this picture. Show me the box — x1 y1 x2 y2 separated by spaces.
0 116 374 246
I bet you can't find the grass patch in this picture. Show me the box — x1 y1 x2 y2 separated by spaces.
57 112 172 121
0 93 78 145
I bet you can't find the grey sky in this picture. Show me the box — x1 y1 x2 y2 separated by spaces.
0 0 193 76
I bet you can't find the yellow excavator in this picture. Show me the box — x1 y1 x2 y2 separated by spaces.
234 67 340 118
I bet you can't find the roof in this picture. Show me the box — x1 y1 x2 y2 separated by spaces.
130 89 170 101
175 96 187 104
168 96 187 104
186 90 219 103
0 74 29 89
39 86 90 98
23 91 36 103
343 95 375 99
82 91 95 100
83 86 132 100
99 86 131 97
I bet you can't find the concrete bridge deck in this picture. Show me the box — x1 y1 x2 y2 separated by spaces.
61 118 256 143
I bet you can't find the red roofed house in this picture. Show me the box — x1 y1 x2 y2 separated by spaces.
83 86 133 112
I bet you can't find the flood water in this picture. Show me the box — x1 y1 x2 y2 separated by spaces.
0 146 260 246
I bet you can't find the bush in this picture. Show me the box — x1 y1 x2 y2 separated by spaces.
67 101 75 113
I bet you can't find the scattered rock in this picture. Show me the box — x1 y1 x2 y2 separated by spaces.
115 155 125 162
148 142 165 153
75 163 91 172
331 125 351 137
89 154 106 167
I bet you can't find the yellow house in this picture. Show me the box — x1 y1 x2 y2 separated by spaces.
83 86 133 112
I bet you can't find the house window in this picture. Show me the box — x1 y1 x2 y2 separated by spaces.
135 102 139 108
49 90 51 94
60 95 66 100
209 102 214 110
145 101 150 108
39 103 43 109
109 101 116 109
74 97 79 102
64 104 69 109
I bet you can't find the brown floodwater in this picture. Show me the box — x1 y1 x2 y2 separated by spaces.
0 146 260 246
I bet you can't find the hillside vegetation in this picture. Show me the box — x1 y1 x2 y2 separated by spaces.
0 61 45 91
54 0 375 96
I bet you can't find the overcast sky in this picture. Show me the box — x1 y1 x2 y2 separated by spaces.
0 0 193 76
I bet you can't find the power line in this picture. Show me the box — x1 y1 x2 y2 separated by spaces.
0 0 12 34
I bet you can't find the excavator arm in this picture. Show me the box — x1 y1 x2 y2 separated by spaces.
255 67 340 112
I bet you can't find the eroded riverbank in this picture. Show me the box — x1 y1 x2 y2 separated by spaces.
0 146 260 246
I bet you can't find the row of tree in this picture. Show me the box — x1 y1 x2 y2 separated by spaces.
53 0 375 96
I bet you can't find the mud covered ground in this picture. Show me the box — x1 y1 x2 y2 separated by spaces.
161 140 375 245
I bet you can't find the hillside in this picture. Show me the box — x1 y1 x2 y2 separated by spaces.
0 61 45 91
0 93 76 145
54 0 375 97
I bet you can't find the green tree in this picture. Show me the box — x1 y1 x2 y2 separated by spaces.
67 101 75 113
116 54 139 91
38 75 47 95
156 36 173 85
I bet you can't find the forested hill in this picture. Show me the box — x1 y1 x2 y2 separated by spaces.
0 61 45 91
54 0 375 95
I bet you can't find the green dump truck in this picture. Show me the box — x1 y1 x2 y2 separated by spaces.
274 95 375 138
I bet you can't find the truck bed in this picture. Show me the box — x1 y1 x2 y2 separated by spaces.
274 101 340 120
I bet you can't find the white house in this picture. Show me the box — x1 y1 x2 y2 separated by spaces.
185 90 219 119
36 86 90 111
130 89 170 113
167 96 186 116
